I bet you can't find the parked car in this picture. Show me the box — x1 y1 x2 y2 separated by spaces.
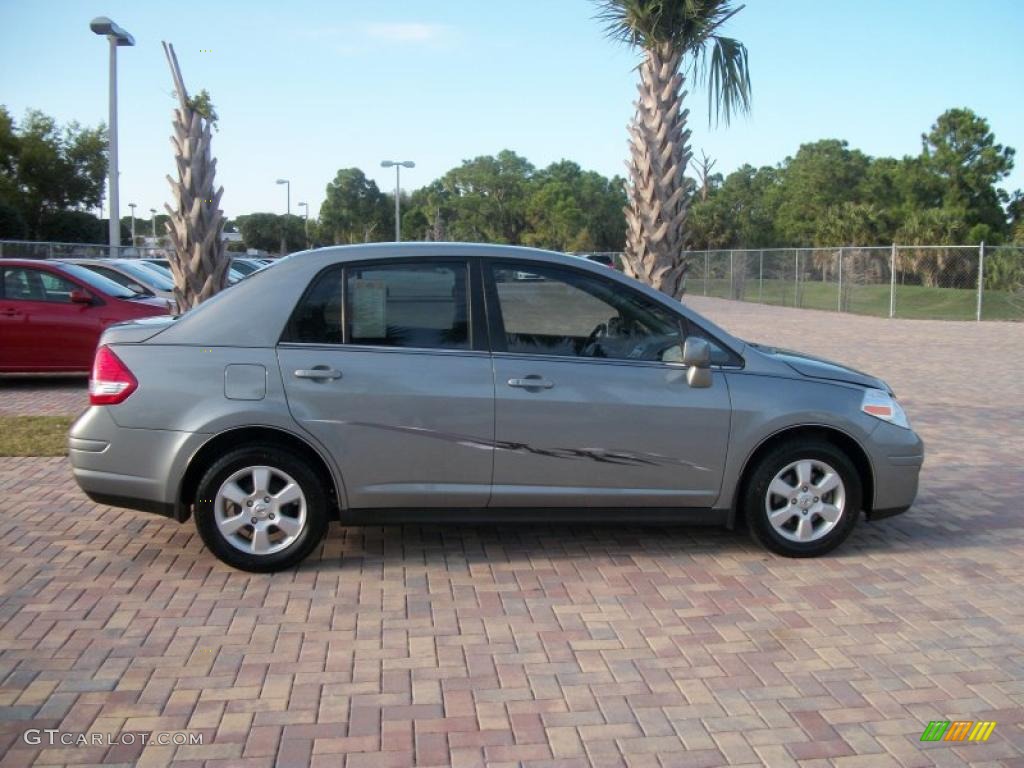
0 259 170 372
65 258 177 303
230 257 267 276
69 243 923 571
578 253 620 270
139 258 245 284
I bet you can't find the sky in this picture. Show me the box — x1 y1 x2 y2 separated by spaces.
1 0 1022 223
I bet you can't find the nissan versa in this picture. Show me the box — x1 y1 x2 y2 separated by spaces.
69 244 923 572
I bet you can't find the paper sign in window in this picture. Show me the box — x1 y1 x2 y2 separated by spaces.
351 279 387 338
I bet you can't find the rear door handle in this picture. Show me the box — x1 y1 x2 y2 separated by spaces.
294 367 342 381
508 376 554 390
0 309 19 317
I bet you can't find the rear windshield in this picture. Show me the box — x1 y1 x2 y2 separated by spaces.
59 262 139 299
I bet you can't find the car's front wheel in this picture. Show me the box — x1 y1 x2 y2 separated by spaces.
744 439 861 557
194 445 328 572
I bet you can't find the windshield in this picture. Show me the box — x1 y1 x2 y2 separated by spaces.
114 261 175 291
137 259 244 283
59 262 139 299
137 260 173 277
230 259 259 275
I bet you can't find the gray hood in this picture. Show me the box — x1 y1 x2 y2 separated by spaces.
751 344 889 392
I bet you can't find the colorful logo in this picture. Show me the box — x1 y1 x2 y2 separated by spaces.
920 721 996 742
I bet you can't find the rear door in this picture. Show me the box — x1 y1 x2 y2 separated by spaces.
485 260 733 509
277 258 495 509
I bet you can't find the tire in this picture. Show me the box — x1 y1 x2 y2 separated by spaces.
193 444 328 572
744 439 861 557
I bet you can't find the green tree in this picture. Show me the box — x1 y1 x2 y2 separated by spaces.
0 106 107 239
920 108 1014 238
319 168 391 244
596 0 751 296
814 202 888 247
523 161 627 251
440 150 534 243
773 140 870 246
0 199 26 238
688 164 779 248
236 213 305 253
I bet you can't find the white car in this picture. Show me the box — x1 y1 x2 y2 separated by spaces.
65 259 176 303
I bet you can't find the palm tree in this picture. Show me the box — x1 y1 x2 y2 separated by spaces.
161 42 230 312
596 0 751 296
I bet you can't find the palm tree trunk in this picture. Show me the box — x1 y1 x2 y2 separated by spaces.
623 43 693 297
161 42 229 312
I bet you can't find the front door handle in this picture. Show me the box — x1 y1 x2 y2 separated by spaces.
294 367 342 381
0 309 19 317
508 376 554 390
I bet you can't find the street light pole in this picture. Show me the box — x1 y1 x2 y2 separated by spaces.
380 160 415 241
276 179 290 215
90 17 134 257
128 202 136 245
298 202 309 247
275 179 290 256
149 208 157 238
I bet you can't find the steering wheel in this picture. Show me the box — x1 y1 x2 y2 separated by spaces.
581 322 607 357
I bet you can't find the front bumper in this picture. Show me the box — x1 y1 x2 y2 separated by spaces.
69 407 206 521
866 421 924 520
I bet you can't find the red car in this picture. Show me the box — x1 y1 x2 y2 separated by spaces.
0 259 170 373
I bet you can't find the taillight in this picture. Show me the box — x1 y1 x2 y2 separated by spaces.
89 346 138 405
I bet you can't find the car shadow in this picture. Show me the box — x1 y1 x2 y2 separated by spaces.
0 373 88 387
297 500 1022 572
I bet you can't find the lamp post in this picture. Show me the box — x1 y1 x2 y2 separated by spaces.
297 201 309 247
128 202 136 246
275 179 290 255
90 16 134 256
149 208 157 238
380 160 415 241
276 178 290 215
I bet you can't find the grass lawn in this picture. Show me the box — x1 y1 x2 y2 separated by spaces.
0 415 72 457
696 278 1022 320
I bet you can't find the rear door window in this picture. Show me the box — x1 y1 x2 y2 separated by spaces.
283 260 470 351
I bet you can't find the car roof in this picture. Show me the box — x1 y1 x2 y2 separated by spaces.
0 258 72 268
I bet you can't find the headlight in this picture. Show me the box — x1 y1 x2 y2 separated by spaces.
861 388 910 429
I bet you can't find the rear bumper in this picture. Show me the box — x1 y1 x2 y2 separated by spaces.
69 407 205 522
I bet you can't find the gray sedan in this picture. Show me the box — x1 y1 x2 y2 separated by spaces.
69 244 923 571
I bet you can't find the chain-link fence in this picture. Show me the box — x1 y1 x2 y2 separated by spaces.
0 240 175 260
4 240 1022 321
580 245 1024 322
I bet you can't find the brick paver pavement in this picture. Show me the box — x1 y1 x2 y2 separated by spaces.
1 298 1022 767
0 377 86 417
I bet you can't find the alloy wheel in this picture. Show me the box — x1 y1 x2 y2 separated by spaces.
764 459 846 543
214 465 307 555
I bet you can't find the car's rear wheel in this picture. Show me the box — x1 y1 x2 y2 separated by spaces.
194 445 328 572
744 439 861 557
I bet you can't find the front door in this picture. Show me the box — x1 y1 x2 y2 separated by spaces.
278 258 495 509
0 266 98 371
485 261 732 509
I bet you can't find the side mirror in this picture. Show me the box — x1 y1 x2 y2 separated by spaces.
69 289 94 305
682 337 712 388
